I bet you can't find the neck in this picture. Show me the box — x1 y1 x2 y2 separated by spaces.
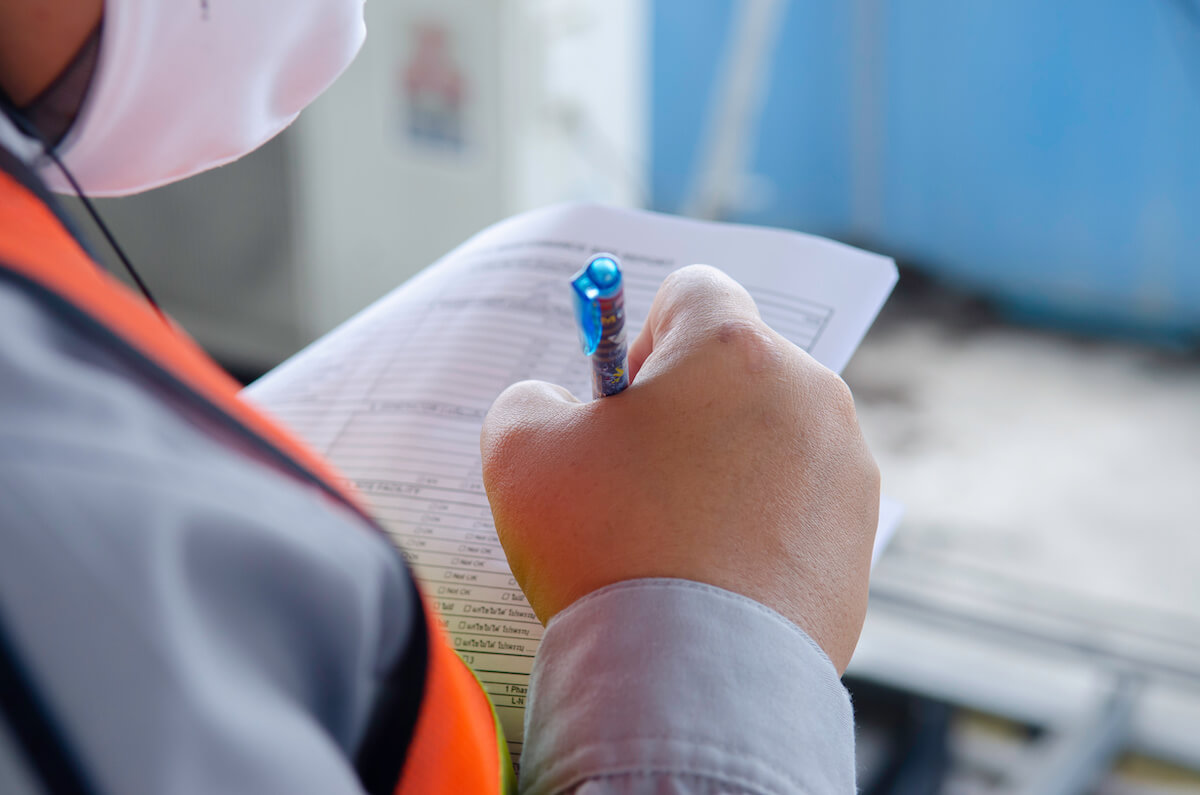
0 0 103 105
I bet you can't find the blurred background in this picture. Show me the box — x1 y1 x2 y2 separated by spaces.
67 0 1200 791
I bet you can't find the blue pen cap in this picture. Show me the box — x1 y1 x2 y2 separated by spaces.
571 254 623 355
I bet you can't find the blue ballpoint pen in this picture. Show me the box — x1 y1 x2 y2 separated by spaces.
571 253 630 398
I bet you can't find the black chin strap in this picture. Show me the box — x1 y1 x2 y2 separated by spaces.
0 88 168 324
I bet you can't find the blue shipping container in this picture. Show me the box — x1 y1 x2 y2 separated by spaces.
651 0 1200 341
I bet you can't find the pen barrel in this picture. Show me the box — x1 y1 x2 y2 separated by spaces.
591 290 629 398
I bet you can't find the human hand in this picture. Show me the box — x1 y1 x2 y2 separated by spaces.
480 265 879 672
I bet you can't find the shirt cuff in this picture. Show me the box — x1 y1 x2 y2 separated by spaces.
520 578 856 794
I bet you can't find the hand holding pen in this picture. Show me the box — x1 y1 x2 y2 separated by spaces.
481 265 879 674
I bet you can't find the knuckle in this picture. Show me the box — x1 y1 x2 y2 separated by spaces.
713 317 762 343
668 263 725 288
652 267 761 346
829 373 857 413
707 319 783 373
663 265 752 308
810 364 856 416
863 449 882 492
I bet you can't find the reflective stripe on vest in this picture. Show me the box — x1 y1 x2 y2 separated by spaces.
0 168 514 795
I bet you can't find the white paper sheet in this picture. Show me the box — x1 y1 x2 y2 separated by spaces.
246 203 899 757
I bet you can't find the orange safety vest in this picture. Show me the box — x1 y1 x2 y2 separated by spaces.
0 165 515 795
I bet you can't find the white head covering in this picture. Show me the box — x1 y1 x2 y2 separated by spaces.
39 0 365 196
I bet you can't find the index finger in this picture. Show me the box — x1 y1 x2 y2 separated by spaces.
628 264 763 381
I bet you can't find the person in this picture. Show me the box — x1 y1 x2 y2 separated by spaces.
0 0 881 792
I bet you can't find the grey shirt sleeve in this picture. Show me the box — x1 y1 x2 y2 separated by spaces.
520 579 856 795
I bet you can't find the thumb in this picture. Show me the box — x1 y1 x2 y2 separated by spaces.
480 379 582 491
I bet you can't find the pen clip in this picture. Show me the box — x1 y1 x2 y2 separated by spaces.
571 273 603 356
